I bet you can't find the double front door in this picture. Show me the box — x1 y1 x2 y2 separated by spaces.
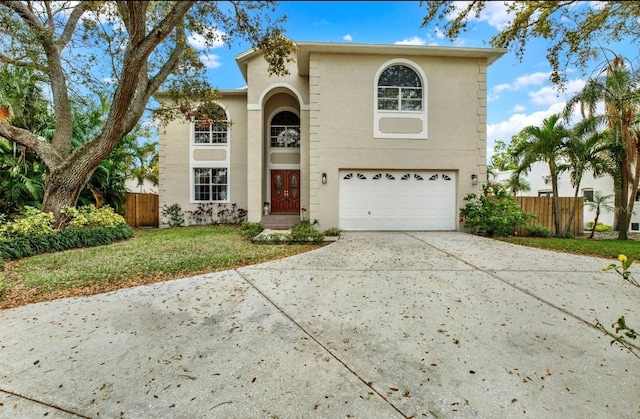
270 170 300 212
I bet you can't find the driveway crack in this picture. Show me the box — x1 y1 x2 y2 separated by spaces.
0 388 91 418
235 269 409 418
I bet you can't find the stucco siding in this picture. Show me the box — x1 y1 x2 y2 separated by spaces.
308 53 487 229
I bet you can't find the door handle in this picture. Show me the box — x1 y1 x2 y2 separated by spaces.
284 190 289 197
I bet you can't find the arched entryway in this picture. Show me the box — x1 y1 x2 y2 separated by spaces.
264 92 301 214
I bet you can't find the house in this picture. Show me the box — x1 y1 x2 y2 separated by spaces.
494 163 640 231
158 41 505 230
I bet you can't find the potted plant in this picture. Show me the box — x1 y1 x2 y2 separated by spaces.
263 201 270 215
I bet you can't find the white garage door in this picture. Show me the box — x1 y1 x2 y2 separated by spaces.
339 170 456 231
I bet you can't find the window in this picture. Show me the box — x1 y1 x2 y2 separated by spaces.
583 189 594 202
194 168 228 201
632 223 639 231
194 120 228 144
636 190 640 201
270 111 300 148
538 191 553 197
377 65 423 111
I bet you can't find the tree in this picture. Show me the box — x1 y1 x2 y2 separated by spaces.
560 120 612 237
0 1 291 227
564 54 640 239
0 66 52 216
420 1 640 87
513 114 570 237
584 192 614 239
501 173 530 197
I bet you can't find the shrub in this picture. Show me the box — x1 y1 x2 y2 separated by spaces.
322 227 342 236
240 221 264 240
586 221 613 232
161 203 185 227
186 203 247 225
0 206 55 239
62 205 126 229
288 220 324 243
522 224 552 238
459 183 533 237
0 223 133 264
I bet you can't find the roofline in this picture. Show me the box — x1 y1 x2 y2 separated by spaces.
235 40 506 80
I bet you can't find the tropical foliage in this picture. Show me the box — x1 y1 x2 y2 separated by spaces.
0 2 291 226
459 182 532 237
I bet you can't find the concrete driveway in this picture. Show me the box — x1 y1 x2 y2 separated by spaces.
1 232 639 418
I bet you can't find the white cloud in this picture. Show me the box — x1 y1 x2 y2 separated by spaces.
199 54 222 69
528 78 585 106
446 1 513 31
488 102 566 147
188 28 226 50
511 104 526 113
395 36 426 46
494 72 551 94
343 34 352 41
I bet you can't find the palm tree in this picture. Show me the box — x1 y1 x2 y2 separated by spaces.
561 120 612 237
584 193 615 239
501 173 531 196
564 52 640 239
513 114 570 236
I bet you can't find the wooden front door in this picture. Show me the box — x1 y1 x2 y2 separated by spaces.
271 170 300 212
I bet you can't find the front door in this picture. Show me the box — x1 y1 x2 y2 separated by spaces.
271 170 300 212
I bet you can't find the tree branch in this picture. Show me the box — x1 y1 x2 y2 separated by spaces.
0 122 62 168
56 1 92 49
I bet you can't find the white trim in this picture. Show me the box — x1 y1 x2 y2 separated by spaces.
266 107 301 202
189 104 232 203
373 58 428 139
252 82 309 111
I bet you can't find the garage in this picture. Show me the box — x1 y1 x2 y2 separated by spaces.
338 170 456 231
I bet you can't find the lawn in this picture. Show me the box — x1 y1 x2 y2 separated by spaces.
0 225 324 309
496 236 640 260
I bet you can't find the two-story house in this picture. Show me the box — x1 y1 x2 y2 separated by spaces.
158 41 505 230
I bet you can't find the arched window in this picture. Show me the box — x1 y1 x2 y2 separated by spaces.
193 103 229 144
270 111 300 148
377 65 423 111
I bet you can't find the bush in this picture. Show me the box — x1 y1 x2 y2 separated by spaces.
62 205 126 229
186 203 247 225
288 220 324 243
322 227 342 236
161 203 185 227
522 224 552 238
459 183 533 237
240 221 264 240
0 206 55 239
0 223 133 264
586 221 613 232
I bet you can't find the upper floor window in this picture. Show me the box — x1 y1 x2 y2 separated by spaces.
194 120 228 145
377 65 423 111
270 111 300 148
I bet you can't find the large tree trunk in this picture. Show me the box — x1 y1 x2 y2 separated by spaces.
42 165 94 229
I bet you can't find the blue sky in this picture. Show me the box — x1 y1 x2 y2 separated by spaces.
190 1 638 161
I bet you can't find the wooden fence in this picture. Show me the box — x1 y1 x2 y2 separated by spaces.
516 196 583 236
124 193 159 228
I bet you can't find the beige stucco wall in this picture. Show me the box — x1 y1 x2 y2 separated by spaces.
307 52 488 230
244 56 311 221
158 94 248 226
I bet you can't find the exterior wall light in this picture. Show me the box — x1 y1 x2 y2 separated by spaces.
322 172 327 184
471 174 478 185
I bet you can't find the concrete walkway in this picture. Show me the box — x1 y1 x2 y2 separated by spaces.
1 232 639 418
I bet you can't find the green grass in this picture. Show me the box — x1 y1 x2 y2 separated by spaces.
496 236 640 261
1 225 323 308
